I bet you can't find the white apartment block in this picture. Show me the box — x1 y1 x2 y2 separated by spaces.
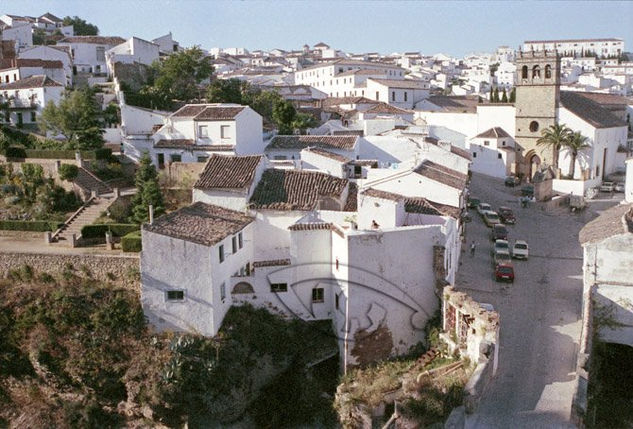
523 38 624 58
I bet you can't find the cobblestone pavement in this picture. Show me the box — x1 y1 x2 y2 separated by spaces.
461 174 622 429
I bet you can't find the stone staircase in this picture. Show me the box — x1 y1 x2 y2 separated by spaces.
74 167 112 196
53 196 115 245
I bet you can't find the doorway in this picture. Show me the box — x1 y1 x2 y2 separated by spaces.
157 153 165 169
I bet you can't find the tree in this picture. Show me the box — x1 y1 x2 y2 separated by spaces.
32 28 47 45
272 99 296 134
563 131 590 179
206 78 246 104
489 89 494 103
58 164 79 181
501 88 508 103
131 153 164 224
291 112 317 134
151 46 213 104
509 87 516 103
39 88 104 150
493 88 500 103
536 123 572 170
62 16 99 36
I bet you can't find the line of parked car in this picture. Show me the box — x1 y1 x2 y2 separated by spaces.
468 197 529 283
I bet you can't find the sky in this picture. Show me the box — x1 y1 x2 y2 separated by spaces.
3 1 633 57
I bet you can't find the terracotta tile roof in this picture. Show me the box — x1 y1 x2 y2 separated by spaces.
560 91 627 129
267 135 358 151
143 202 253 247
194 154 262 190
574 92 633 107
322 96 379 107
336 69 388 77
579 203 633 244
424 95 480 113
252 259 291 268
344 182 358 212
0 58 63 69
413 160 468 189
38 12 62 23
450 146 473 161
154 139 234 151
364 103 412 115
0 75 62 89
288 222 333 231
367 78 428 89
171 104 246 121
250 169 348 210
59 36 127 45
349 159 378 167
475 127 512 139
361 189 459 218
303 147 351 163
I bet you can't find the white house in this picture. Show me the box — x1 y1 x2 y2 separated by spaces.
468 127 516 178
57 35 127 75
495 61 516 89
523 38 624 58
152 32 180 55
265 135 361 161
148 104 264 167
18 45 73 86
0 58 66 87
0 21 32 53
105 37 160 76
365 78 430 109
0 75 64 127
32 13 73 37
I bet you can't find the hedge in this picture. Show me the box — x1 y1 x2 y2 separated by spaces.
5 147 112 160
0 220 63 232
80 223 139 239
121 230 142 252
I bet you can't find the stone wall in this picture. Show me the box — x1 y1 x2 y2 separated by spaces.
0 251 140 291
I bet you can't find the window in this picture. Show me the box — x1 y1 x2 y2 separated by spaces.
197 156 208 162
335 293 340 310
270 283 288 292
312 288 324 303
483 140 490 146
336 258 339 270
221 125 230 139
238 232 243 249
166 290 184 301
521 65 528 79
404 91 408 102
219 245 224 263
198 125 208 138
30 112 36 122
473 152 477 158
232 236 237 253
273 155 287 160
498 153 502 159
502 141 506 146
96 46 105 62
170 154 181 163
391 91 396 101
532 65 541 78
543 64 553 79
220 282 226 301
529 121 539 132
375 91 379 101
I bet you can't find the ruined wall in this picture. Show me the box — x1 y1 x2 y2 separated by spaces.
0 251 140 290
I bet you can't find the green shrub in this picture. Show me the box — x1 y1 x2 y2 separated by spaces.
94 148 112 160
121 231 142 252
5 146 26 159
80 224 139 239
58 164 79 181
0 220 62 231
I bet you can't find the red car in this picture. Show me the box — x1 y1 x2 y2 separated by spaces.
498 206 516 224
495 264 514 283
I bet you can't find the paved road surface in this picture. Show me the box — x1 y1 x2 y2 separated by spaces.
460 174 620 429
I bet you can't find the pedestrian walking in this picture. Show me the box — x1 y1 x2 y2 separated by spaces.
470 241 476 256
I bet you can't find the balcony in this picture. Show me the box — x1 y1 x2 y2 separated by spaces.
2 98 37 110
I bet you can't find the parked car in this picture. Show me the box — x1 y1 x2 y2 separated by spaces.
468 197 481 209
495 264 515 283
498 206 516 224
483 211 501 227
477 202 492 216
492 239 510 257
493 252 512 268
600 181 615 192
505 176 519 187
512 240 529 260
490 224 508 241
614 182 625 193
521 184 534 197
479 303 495 312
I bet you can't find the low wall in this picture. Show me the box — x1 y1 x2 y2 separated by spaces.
552 177 601 196
0 251 140 291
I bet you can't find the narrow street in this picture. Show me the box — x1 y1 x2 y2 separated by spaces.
460 173 621 429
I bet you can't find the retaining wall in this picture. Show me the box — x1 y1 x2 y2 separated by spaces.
0 251 140 290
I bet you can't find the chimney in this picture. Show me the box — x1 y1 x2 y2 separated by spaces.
149 204 154 225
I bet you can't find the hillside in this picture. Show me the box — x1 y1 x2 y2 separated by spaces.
0 264 338 427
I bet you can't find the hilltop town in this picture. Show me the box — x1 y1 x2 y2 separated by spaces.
0 11 632 428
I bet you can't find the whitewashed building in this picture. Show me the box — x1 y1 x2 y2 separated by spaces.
523 38 624 58
265 135 361 162
18 45 74 86
0 20 32 53
105 37 160 77
0 58 66 87
0 75 63 127
57 35 126 75
468 127 516 178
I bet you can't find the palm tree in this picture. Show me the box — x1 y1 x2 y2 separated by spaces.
536 124 572 170
563 131 590 179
